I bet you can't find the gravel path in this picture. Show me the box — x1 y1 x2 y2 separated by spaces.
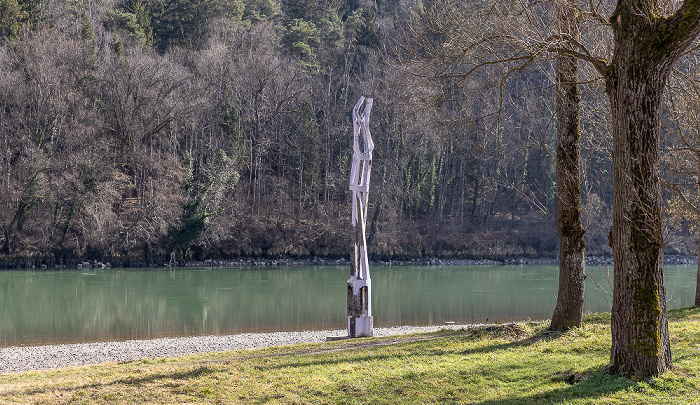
0 324 478 374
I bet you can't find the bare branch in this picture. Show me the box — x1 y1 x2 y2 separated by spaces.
662 178 700 216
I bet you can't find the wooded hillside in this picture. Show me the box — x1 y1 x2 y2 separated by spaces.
0 0 696 266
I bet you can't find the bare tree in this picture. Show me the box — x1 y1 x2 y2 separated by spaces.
0 28 100 257
550 0 585 331
596 0 700 377
98 48 190 258
394 0 589 327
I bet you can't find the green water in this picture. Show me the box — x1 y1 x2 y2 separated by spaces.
0 265 695 347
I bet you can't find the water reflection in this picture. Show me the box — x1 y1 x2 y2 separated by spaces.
0 265 695 347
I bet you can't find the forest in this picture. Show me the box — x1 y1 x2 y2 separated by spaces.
1 0 699 266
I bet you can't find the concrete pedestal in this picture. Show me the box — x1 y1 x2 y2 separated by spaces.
348 315 373 338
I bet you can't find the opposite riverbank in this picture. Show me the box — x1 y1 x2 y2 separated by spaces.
1 254 697 270
2 308 700 404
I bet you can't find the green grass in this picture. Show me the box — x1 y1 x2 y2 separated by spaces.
3 309 700 403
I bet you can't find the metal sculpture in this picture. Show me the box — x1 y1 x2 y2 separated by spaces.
347 96 374 338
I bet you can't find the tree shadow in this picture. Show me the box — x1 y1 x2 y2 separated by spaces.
253 352 410 371
254 324 571 372
5 365 216 397
246 324 584 371
668 306 700 320
474 365 635 404
458 323 568 356
584 306 700 323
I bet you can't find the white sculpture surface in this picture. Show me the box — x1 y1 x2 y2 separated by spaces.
347 96 374 337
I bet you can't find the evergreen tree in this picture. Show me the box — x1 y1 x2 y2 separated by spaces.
0 0 26 39
0 0 39 40
281 0 343 70
241 0 281 24
104 0 154 46
150 0 219 51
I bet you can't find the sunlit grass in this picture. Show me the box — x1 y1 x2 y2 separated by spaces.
2 309 700 403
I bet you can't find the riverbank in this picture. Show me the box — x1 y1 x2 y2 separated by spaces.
0 324 480 373
1 254 695 270
3 309 700 403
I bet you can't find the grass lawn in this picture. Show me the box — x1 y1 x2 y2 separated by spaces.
2 308 700 404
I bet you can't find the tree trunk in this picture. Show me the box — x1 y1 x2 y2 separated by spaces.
696 156 700 307
606 10 675 378
550 0 585 331
601 0 700 378
1 228 10 255
696 231 700 307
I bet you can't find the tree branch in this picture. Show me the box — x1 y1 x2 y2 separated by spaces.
660 0 700 60
549 46 609 76
661 178 700 216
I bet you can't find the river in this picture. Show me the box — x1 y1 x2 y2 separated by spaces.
0 265 695 347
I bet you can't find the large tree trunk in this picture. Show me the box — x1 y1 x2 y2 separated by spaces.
550 0 585 331
606 9 674 378
602 0 700 378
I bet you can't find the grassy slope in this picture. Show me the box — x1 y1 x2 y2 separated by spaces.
2 309 700 404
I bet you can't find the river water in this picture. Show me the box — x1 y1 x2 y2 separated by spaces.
0 265 695 347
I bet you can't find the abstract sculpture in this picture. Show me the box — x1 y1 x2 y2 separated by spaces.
347 96 374 338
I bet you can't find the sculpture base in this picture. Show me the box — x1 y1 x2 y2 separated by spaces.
348 315 373 338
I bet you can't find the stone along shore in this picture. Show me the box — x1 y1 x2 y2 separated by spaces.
0 324 480 373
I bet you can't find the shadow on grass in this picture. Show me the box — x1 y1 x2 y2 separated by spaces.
458 324 568 356
475 365 635 404
668 306 700 320
257 322 601 371
583 306 700 323
260 324 572 371
253 352 412 371
6 365 216 397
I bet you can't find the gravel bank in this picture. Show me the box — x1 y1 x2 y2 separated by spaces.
0 324 479 374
